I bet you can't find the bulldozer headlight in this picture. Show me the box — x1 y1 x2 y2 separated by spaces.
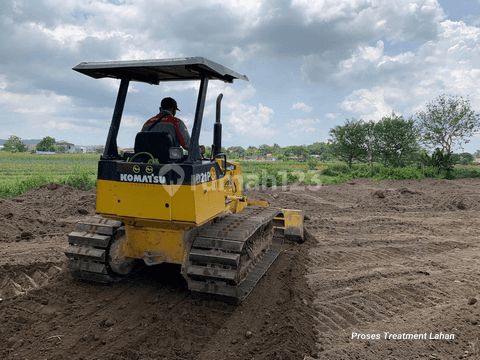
169 147 183 160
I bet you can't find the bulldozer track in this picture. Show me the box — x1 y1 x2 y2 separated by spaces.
64 206 286 304
186 206 284 304
64 217 123 283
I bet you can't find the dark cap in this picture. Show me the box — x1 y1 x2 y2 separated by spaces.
161 97 180 111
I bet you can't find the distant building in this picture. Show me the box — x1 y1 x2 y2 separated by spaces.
289 155 306 160
56 141 75 154
76 146 87 153
474 158 480 164
27 144 37 152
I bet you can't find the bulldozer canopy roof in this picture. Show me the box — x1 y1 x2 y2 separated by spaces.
73 57 248 84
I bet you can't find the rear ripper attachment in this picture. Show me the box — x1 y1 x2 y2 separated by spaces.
64 217 124 283
186 206 285 304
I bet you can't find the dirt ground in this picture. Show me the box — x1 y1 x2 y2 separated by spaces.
1 178 480 360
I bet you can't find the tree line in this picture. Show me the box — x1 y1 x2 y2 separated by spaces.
219 142 331 161
328 95 480 176
1 136 79 153
218 95 480 169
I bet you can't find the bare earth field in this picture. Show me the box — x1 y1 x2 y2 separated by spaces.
1 178 480 360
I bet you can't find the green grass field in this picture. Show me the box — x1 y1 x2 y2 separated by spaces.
0 152 98 198
1 152 479 198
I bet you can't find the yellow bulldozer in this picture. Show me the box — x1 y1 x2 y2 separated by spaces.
64 57 304 303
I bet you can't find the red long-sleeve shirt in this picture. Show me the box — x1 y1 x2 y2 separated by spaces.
142 112 191 149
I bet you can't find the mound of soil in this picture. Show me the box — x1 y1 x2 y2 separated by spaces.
0 182 95 243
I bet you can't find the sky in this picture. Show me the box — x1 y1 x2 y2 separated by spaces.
1 0 480 153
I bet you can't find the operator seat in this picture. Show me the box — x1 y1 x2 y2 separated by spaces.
134 130 178 163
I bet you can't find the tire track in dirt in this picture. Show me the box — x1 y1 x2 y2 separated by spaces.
0 262 64 299
308 240 470 267
248 178 480 359
308 273 452 333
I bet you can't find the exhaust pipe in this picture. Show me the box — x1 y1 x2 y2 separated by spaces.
213 93 223 156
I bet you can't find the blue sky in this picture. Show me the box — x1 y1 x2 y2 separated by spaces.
1 0 480 153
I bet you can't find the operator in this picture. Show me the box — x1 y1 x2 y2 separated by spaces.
142 97 205 154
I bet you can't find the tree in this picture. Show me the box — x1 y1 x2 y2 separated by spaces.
36 136 57 152
284 145 309 159
375 112 419 167
473 150 480 158
329 118 368 168
204 146 212 158
307 142 327 155
364 121 381 174
258 144 271 158
246 146 257 156
3 135 26 152
451 152 474 165
272 146 285 159
56 140 70 153
306 156 320 170
227 146 245 159
420 148 455 179
415 95 480 153
93 145 104 154
227 146 245 154
317 142 335 161
461 152 474 164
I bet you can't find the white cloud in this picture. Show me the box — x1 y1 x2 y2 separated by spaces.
29 22 133 49
0 128 16 139
228 44 262 62
0 79 73 115
292 0 444 40
0 75 7 89
161 82 199 93
340 87 396 121
120 48 174 61
297 0 445 83
228 103 277 138
337 40 384 72
15 106 56 114
204 82 277 138
44 120 56 131
286 118 321 138
462 14 480 27
0 89 30 105
325 113 339 119
291 102 313 113
42 119 95 132
120 114 145 129
337 19 480 120
206 82 256 103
